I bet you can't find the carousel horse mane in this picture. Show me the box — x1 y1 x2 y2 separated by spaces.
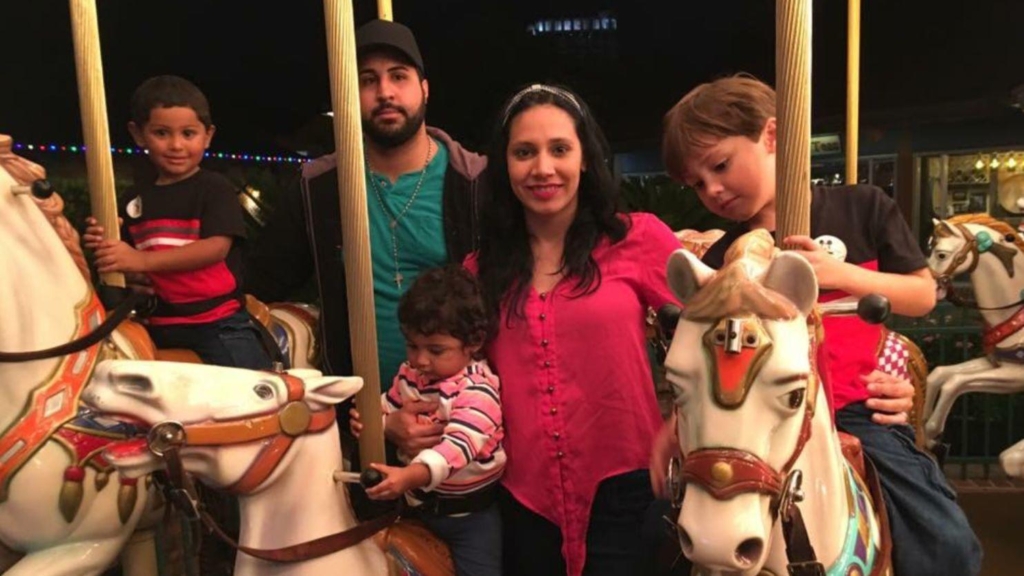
0 138 91 283
938 213 1024 254
681 229 799 323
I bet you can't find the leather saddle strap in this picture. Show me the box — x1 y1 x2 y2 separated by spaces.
200 500 403 563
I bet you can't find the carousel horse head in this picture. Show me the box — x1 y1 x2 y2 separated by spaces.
929 215 1024 298
664 230 822 573
82 360 362 491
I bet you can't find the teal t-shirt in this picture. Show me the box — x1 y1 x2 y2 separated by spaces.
367 138 449 389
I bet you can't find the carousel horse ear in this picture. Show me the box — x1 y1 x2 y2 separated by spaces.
666 249 716 304
762 252 818 315
933 218 957 237
303 375 364 406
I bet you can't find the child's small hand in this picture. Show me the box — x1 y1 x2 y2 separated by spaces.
82 217 106 250
94 240 148 273
83 216 124 250
364 462 431 501
349 407 363 439
782 235 847 290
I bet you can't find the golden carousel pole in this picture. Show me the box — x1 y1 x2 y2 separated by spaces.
323 0 386 466
68 4 157 575
846 0 861 184
377 0 393 22
69 0 124 291
775 0 813 243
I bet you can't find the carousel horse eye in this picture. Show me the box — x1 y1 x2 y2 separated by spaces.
788 389 805 410
936 253 947 261
254 383 275 400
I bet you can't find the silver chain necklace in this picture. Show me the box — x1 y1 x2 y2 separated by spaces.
367 138 434 289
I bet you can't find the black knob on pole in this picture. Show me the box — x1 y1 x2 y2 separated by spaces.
360 468 384 488
857 293 891 325
31 179 55 199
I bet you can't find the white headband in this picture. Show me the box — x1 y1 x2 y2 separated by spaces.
501 84 584 126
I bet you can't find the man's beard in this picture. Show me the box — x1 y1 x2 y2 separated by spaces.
362 102 427 149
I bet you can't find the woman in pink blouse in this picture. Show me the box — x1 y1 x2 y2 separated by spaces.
470 84 682 576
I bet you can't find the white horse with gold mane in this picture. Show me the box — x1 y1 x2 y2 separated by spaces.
663 230 891 576
925 214 1024 478
0 136 160 575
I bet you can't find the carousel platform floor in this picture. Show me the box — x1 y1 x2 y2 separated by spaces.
953 478 1024 576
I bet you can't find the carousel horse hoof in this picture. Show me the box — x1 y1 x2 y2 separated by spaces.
361 468 384 488
857 293 890 324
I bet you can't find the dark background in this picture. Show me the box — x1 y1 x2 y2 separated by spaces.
1 0 1020 154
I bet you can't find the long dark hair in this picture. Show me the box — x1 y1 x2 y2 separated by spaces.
477 84 627 323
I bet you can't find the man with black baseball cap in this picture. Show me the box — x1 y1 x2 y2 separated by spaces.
246 15 487 450
356 18 425 75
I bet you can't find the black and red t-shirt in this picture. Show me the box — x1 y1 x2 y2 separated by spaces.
702 185 927 410
120 169 246 326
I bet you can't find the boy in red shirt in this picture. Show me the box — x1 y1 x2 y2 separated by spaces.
85 75 269 369
657 74 981 576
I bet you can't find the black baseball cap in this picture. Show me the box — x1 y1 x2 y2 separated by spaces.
356 19 425 75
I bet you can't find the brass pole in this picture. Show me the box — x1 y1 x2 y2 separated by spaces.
377 0 393 21
323 0 386 465
846 0 861 184
775 0 813 243
69 0 124 288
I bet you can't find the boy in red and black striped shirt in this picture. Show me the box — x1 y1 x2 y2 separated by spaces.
84 75 270 369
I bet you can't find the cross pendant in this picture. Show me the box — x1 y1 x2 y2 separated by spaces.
395 272 404 288
389 220 397 229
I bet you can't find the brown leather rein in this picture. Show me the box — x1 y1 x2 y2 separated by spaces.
149 371 400 563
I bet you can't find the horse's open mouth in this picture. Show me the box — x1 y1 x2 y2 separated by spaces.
83 411 155 461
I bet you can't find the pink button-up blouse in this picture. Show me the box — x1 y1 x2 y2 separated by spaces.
468 212 681 575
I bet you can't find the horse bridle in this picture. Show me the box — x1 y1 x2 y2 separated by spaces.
932 222 981 285
933 223 1024 312
149 371 401 563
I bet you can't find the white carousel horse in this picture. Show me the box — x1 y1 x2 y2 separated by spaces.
81 360 392 576
924 215 1024 478
663 230 890 576
0 138 156 575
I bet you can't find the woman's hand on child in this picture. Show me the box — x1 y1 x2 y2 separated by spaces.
384 400 444 454
862 370 914 425
782 235 848 291
364 462 431 501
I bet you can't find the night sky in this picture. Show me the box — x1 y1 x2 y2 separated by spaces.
1 0 1019 155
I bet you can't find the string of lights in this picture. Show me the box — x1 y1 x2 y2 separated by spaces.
11 142 308 164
